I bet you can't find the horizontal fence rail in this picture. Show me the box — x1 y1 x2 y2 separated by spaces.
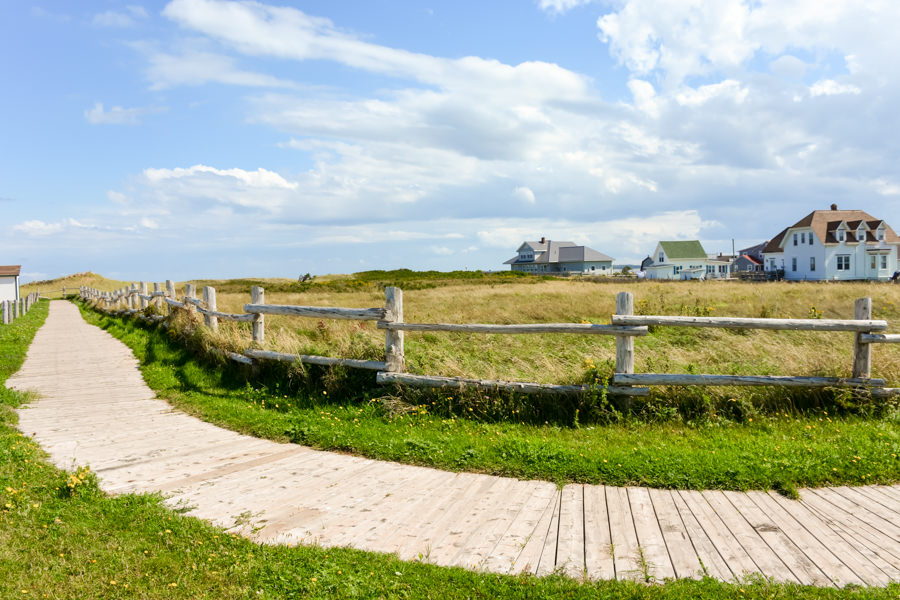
611 315 888 332
78 283 899 399
377 322 648 336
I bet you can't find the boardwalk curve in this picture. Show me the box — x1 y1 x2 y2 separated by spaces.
7 301 900 587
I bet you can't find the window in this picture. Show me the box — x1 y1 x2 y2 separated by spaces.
719 265 727 274
801 232 805 244
659 252 664 263
810 257 815 271
878 230 885 241
871 256 877 270
882 255 888 269
793 233 798 246
792 257 797 271
838 230 845 242
857 231 864 241
809 233 814 245
837 255 850 271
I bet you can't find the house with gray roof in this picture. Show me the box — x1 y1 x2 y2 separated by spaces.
504 237 614 274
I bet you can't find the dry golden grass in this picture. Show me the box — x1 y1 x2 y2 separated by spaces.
196 278 900 386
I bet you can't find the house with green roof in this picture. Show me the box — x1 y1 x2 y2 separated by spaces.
643 241 725 280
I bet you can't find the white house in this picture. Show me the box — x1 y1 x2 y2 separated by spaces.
504 238 614 274
0 265 21 303
762 205 900 281
643 241 721 280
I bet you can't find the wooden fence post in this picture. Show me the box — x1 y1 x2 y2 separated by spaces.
203 286 218 332
852 297 873 379
251 286 265 343
2 301 7 324
166 280 176 316
139 282 148 310
384 287 405 372
615 291 635 375
185 284 197 318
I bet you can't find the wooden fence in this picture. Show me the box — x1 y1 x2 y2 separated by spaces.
78 284 900 398
1 292 40 325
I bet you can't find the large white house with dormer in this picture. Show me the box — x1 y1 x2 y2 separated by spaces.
762 205 900 281
504 237 614 274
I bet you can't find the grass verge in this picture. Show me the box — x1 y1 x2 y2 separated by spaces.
76 302 899 492
2 302 897 599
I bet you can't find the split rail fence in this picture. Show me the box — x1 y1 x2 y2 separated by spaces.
79 283 900 398
1 292 40 326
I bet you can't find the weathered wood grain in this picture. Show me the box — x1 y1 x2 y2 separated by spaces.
377 371 650 396
611 314 887 332
614 373 886 387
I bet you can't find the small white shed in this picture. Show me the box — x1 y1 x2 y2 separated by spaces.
0 265 21 303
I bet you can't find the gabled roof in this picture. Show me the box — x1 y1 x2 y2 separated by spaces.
0 265 21 276
518 240 576 253
739 254 762 265
778 209 900 248
659 240 707 259
763 228 789 254
557 246 614 263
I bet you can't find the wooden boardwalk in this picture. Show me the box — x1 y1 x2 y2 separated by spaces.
7 301 900 587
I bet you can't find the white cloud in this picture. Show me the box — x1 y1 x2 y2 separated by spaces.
140 217 159 229
145 49 299 90
431 246 454 255
107 190 128 204
84 102 163 125
93 6 148 27
13 220 64 236
809 79 861 97
537 0 594 15
512 186 536 204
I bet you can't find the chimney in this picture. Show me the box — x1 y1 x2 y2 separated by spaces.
540 236 546 244
830 203 838 210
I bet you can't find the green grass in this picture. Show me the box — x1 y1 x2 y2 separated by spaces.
76 303 900 493
2 301 897 599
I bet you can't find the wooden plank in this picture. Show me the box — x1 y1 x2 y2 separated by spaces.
615 292 636 373
535 489 562 577
628 487 675 581
702 490 797 583
797 491 900 581
378 321 648 336
163 297 186 309
392 474 501 561
582 484 615 581
448 480 540 570
554 484 585 578
677 490 758 580
510 490 559 575
860 333 900 344
853 485 900 513
832 486 900 535
612 314 887 332
244 349 386 371
724 491 830 586
757 492 872 587
481 483 558 574
808 488 900 545
376 371 650 397
614 373 885 388
648 488 704 580
670 489 732 581
250 287 264 343
244 303 386 321
606 486 643 582
425 477 517 566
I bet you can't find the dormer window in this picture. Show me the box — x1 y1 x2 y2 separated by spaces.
857 231 864 241
837 230 845 242
878 230 885 241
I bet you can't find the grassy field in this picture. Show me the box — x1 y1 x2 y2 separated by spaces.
4 301 898 599
75 295 900 493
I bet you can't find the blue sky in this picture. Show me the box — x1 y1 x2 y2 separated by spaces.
3 0 899 282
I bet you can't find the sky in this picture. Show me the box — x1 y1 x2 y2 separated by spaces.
2 0 899 282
